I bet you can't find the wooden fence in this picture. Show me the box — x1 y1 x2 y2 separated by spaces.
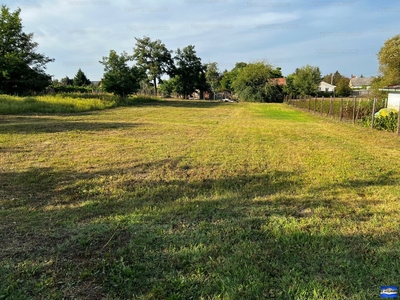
285 95 400 135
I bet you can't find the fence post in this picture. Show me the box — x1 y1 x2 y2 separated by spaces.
308 96 311 112
352 97 357 124
328 96 333 117
340 98 343 121
314 96 317 114
321 97 324 116
371 97 377 129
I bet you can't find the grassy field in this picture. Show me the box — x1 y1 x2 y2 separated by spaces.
1 98 400 299
0 93 152 114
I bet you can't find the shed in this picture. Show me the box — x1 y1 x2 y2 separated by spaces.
379 85 400 110
318 81 336 93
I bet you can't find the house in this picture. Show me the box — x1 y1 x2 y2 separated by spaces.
270 78 287 86
379 85 400 110
318 81 336 93
349 77 374 89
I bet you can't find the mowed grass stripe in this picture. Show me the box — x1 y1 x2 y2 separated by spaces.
1 100 400 299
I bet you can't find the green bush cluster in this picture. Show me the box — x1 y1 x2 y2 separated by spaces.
364 111 398 132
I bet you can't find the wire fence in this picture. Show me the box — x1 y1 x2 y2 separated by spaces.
284 95 400 135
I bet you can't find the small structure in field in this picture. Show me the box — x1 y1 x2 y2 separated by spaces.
380 85 400 110
318 81 336 93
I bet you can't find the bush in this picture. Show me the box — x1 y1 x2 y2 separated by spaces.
362 109 398 132
374 112 398 132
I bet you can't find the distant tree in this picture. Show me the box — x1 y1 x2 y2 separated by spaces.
173 45 205 99
205 62 220 99
158 78 175 97
231 62 283 102
289 65 321 96
283 74 297 95
60 76 73 86
99 50 145 98
220 62 247 92
0 5 54 95
370 76 389 99
322 70 345 86
270 67 283 78
335 77 352 97
378 34 400 86
73 68 91 86
133 36 174 95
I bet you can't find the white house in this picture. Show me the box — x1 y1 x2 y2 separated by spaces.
380 85 400 110
318 81 336 93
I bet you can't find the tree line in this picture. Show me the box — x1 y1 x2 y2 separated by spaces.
1 5 399 102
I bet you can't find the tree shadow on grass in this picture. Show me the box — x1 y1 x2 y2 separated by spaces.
132 98 228 109
0 116 142 134
1 160 400 299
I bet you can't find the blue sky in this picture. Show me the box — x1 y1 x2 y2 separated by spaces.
4 0 400 81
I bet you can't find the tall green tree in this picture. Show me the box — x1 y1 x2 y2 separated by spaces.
220 62 247 92
335 77 352 97
173 45 205 99
0 5 54 95
158 78 175 97
289 65 321 96
231 62 283 102
322 70 345 86
205 62 220 100
73 68 91 86
60 76 73 86
99 50 144 98
378 34 400 86
133 36 173 95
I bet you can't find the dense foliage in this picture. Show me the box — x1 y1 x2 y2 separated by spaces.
285 65 321 96
231 62 283 102
0 5 54 95
378 34 400 86
133 36 174 95
100 50 145 98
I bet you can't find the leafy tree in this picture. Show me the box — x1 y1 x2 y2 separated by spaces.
335 77 352 97
173 45 205 99
73 68 91 86
0 5 54 95
231 62 283 102
322 70 345 86
133 36 174 95
60 76 73 86
99 50 145 98
158 78 175 97
205 62 220 100
220 62 247 92
270 67 283 78
289 65 321 96
282 74 297 95
370 76 389 99
378 34 400 86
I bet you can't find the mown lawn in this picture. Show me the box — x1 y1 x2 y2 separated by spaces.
1 99 400 299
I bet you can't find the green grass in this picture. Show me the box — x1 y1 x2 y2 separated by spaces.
1 100 400 299
0 94 160 114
